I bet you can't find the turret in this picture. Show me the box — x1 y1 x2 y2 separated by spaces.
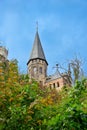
27 29 48 85
0 46 8 59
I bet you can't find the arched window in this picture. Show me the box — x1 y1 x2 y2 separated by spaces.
53 83 55 88
39 67 42 74
57 82 60 87
33 67 37 74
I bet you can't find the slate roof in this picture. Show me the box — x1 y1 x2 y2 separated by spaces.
46 71 61 82
46 71 67 82
27 31 48 65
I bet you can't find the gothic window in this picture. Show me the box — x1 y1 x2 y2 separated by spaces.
57 82 60 87
39 67 42 74
33 67 37 74
53 83 55 88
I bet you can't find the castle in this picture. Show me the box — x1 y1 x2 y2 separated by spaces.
27 29 69 90
0 29 69 90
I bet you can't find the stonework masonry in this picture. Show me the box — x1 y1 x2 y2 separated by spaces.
27 59 47 85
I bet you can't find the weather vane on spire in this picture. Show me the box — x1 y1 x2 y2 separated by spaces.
36 21 38 32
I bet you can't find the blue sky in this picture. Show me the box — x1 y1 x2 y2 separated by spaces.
0 0 87 75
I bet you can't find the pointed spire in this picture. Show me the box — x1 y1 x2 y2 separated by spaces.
36 21 38 32
27 28 48 65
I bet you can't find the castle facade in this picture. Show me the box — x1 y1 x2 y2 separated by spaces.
0 30 69 90
27 30 68 90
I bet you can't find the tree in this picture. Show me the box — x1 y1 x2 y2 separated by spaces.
55 56 84 86
70 57 84 84
0 57 87 130
44 79 87 130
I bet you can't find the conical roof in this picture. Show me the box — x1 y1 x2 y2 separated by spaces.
27 31 48 65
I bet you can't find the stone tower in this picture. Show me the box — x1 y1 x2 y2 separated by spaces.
0 45 8 61
27 30 48 85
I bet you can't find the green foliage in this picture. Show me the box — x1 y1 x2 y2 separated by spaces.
0 59 87 130
45 79 87 130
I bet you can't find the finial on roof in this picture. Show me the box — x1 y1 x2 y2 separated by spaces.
56 64 59 72
53 64 59 73
36 21 38 32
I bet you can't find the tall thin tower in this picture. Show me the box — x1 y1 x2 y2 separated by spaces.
27 26 48 85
